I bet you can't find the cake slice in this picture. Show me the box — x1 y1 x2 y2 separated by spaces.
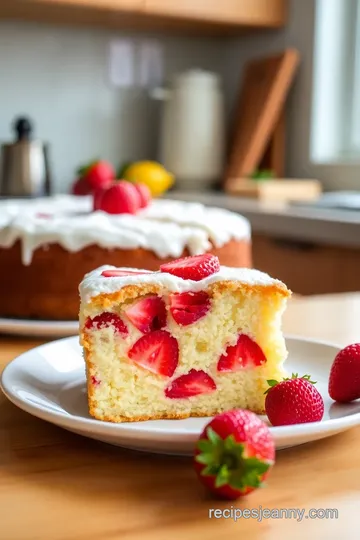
79 255 291 423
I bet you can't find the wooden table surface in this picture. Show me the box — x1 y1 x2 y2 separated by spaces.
1 293 360 540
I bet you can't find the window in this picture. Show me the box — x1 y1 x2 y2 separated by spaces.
311 0 360 164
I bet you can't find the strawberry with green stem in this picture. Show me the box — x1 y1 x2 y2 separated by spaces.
265 373 324 426
194 409 275 499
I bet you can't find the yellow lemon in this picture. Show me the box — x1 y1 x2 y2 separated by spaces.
123 161 174 197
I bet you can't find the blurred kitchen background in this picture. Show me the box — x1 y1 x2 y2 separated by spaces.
1 0 360 296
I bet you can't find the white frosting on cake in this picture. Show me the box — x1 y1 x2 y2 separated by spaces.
0 195 251 265
80 265 287 303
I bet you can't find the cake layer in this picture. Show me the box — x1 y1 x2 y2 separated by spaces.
0 194 252 321
80 264 290 422
0 239 251 320
0 195 250 265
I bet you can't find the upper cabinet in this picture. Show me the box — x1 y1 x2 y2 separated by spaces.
0 0 287 33
144 0 287 28
43 0 144 9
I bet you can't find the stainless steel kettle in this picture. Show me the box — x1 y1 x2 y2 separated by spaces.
0 117 52 197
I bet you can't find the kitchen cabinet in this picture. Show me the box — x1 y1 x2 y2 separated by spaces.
39 0 144 9
252 234 360 295
144 0 286 27
0 0 287 34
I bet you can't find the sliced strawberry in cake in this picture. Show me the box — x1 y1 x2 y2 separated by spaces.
85 312 128 335
217 334 266 372
128 330 179 377
79 254 290 422
125 296 166 333
165 369 216 398
169 291 210 326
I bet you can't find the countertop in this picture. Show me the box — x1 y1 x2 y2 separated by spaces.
1 293 360 539
167 191 360 248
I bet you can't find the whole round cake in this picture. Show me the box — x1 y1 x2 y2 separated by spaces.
0 195 252 320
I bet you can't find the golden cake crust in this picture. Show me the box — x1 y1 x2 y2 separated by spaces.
0 239 251 320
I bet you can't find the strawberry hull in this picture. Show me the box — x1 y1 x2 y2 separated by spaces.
194 409 275 500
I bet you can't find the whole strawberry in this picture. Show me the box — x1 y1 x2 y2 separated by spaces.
194 409 275 500
265 373 324 426
329 343 360 402
84 160 115 190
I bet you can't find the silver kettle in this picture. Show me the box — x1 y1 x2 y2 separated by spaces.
0 117 52 197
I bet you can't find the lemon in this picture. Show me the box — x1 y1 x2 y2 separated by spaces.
123 161 174 197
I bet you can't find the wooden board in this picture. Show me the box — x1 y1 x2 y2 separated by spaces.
260 109 286 177
226 178 321 201
225 49 299 191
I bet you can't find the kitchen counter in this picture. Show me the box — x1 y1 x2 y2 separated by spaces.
167 191 360 248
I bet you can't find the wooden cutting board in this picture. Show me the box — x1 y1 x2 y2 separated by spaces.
225 48 300 192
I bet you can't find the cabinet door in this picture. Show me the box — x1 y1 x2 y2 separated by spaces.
41 0 144 11
144 0 286 26
252 234 360 295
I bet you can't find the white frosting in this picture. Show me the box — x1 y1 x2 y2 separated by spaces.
80 265 286 303
0 195 251 265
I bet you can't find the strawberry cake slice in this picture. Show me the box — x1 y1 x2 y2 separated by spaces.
79 255 291 422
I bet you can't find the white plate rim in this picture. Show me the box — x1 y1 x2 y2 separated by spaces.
1 335 359 445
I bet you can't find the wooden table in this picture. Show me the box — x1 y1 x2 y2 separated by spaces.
1 293 360 540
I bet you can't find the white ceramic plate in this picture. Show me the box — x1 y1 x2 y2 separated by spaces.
2 335 360 455
0 318 78 337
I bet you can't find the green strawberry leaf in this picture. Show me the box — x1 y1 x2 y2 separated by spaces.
76 158 99 177
201 464 219 477
243 457 271 475
264 379 279 394
197 440 213 453
283 373 317 384
224 434 237 452
196 429 271 494
214 464 230 488
117 161 132 179
206 427 222 447
195 453 214 465
250 169 275 181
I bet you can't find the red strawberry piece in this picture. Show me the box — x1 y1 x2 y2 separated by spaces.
194 409 275 500
165 369 216 399
84 160 115 190
85 312 128 335
134 183 151 209
125 296 166 333
265 374 324 426
160 254 220 282
217 334 266 372
128 330 179 377
99 181 140 215
169 291 210 326
101 269 152 278
329 343 360 402
91 375 101 386
72 177 92 195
